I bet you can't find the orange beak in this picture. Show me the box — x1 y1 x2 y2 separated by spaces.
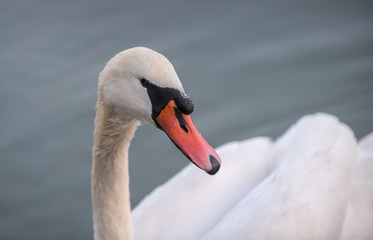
156 100 221 175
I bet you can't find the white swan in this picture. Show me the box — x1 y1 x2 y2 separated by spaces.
93 47 372 240
92 47 221 240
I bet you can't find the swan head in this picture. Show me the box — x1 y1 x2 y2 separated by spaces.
98 47 221 175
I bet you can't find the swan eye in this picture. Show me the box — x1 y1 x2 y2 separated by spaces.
140 78 150 88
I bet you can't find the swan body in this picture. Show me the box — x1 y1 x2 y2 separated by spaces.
133 113 373 240
202 114 357 240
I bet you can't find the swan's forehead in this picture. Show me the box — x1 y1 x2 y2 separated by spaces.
122 47 184 91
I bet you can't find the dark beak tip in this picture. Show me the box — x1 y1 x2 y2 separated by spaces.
207 155 221 175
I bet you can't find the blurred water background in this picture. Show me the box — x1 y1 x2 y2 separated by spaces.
0 0 372 239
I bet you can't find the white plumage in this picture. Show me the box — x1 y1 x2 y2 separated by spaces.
133 113 373 240
133 137 272 239
341 132 373 240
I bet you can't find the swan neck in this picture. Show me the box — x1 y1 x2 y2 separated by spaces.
92 102 139 240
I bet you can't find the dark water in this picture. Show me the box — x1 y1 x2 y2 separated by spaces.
1 0 372 239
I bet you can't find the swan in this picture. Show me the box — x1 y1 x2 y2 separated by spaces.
93 46 372 240
92 47 221 240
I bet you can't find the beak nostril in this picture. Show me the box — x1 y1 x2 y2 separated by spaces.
173 107 188 133
207 155 221 175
